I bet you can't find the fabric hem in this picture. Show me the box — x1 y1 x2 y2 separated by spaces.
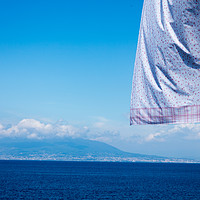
130 105 200 125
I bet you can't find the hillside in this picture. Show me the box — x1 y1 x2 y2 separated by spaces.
0 137 195 163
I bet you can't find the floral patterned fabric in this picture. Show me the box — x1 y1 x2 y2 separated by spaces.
130 0 200 125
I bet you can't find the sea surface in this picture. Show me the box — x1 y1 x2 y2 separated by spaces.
0 160 200 199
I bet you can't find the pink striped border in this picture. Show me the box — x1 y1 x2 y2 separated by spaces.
130 105 200 125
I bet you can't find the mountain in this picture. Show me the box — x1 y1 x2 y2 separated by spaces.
0 137 196 163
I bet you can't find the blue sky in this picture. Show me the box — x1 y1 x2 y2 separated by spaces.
1 0 200 160
0 0 141 122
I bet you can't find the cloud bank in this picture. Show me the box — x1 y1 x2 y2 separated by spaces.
141 123 200 142
0 119 200 144
0 118 118 142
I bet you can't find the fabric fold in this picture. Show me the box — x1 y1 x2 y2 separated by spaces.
130 0 200 125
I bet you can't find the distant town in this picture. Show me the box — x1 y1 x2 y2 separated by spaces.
0 137 199 164
0 153 198 164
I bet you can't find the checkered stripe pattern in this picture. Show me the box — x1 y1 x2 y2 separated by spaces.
130 105 200 125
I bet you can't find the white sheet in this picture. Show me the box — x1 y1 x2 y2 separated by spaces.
130 0 200 125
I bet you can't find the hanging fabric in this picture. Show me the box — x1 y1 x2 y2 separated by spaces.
130 0 200 125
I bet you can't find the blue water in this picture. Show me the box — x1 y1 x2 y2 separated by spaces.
0 160 200 199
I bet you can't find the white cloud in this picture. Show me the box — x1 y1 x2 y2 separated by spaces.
27 133 42 140
0 119 78 139
145 132 165 142
139 123 200 143
93 116 109 128
0 124 4 130
18 119 53 133
164 123 200 140
2 118 200 144
93 122 105 128
55 125 78 137
0 118 120 142
172 123 200 132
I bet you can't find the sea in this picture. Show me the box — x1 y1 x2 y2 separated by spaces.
0 160 200 200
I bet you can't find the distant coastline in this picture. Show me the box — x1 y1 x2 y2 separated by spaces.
0 156 199 164
0 137 199 164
